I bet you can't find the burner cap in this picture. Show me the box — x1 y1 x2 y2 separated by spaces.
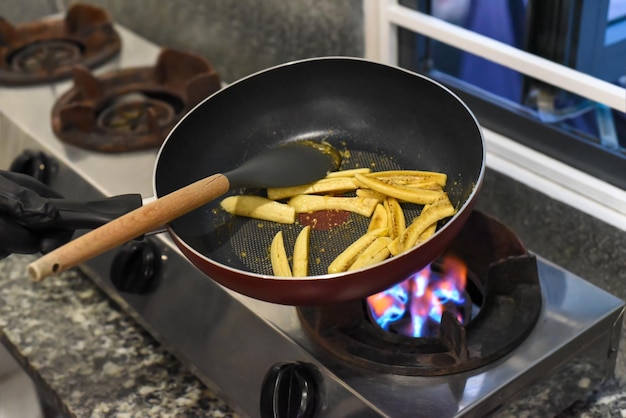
10 39 84 74
0 4 121 85
96 93 177 134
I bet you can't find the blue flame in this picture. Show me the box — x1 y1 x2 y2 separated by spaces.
367 261 467 338
368 284 408 330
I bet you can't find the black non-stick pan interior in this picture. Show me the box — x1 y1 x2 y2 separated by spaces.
155 58 484 276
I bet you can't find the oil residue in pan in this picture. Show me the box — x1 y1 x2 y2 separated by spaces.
210 148 425 277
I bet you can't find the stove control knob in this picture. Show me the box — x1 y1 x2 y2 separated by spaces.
260 362 317 418
10 150 56 185
110 240 160 294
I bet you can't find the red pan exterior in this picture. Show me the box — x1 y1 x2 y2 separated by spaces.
156 57 485 306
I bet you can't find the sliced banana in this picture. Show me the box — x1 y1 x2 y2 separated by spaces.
270 231 292 277
267 177 359 200
362 170 447 187
367 203 388 232
354 173 443 205
348 236 393 271
221 195 295 224
292 226 311 277
328 227 388 274
388 193 456 255
384 197 405 240
288 195 378 217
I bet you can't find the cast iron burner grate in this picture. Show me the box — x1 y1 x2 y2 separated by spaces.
298 211 542 376
0 3 120 85
51 48 221 152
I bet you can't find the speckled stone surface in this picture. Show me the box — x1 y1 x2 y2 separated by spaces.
0 254 239 418
557 378 626 418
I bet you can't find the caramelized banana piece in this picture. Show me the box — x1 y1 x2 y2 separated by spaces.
325 168 371 178
348 236 393 271
221 195 296 224
416 221 437 244
388 194 456 255
292 226 311 277
356 188 387 202
328 228 388 274
363 170 447 187
354 174 443 205
398 182 444 191
384 197 405 240
288 195 379 217
270 231 292 277
267 177 359 200
367 204 388 232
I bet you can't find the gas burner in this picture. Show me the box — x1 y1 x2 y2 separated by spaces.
51 48 221 152
298 211 542 376
96 93 177 134
0 3 121 85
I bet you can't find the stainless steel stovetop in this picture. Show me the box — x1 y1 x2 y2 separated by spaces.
1 24 623 418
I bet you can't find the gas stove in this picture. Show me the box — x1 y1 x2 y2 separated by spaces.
0 8 623 418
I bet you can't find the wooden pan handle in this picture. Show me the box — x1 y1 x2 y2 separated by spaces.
28 173 230 281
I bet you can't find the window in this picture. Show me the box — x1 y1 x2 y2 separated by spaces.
364 0 626 229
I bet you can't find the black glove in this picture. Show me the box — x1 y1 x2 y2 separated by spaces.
0 170 73 259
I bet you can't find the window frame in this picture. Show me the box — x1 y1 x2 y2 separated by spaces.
362 0 626 231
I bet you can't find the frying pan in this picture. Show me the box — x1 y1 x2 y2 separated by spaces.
156 57 484 305
34 57 485 306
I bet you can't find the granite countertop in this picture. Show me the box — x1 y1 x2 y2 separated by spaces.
1 169 625 417
0 254 239 418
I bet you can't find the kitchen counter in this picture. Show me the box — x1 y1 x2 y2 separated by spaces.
0 169 625 418
0 254 239 418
